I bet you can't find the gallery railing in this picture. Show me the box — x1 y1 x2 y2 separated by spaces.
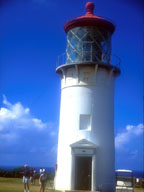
56 52 121 69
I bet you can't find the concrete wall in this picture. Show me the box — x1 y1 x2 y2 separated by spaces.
55 64 117 192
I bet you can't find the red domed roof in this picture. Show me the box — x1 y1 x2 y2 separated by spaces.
64 2 115 33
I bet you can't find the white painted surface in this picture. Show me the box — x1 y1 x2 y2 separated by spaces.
55 65 117 192
116 169 133 173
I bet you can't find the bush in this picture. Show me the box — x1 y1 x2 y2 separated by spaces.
0 166 55 179
0 166 24 178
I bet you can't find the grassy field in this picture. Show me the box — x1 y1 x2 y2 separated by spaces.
0 177 55 192
0 177 143 192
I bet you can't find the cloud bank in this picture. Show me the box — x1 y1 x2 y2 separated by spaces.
115 123 143 149
0 95 46 132
115 123 143 170
0 96 58 167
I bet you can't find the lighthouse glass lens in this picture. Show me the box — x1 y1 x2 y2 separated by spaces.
66 26 111 64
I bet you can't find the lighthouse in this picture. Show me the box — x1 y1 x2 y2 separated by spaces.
55 2 120 192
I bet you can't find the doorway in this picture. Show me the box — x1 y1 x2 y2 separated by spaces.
74 156 92 190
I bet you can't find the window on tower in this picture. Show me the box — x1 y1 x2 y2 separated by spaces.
66 26 112 64
79 114 91 130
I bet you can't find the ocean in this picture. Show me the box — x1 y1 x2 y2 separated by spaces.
0 165 55 173
0 165 143 178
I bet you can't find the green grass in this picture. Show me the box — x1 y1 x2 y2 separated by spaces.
0 177 56 192
0 177 143 192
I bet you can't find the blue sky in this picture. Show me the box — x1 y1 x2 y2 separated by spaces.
0 0 143 171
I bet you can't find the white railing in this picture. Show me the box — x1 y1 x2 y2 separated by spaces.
56 52 121 69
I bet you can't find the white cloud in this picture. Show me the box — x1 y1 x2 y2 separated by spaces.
129 150 138 160
0 95 58 151
115 123 144 148
0 95 46 132
32 118 46 130
3 95 12 107
0 96 58 166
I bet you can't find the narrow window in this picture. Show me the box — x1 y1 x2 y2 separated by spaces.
79 114 91 130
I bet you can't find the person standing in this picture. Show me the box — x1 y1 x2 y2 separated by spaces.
39 168 43 184
33 168 37 185
39 170 47 192
23 164 30 192
30 168 34 184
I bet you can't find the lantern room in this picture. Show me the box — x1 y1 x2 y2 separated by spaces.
64 2 115 65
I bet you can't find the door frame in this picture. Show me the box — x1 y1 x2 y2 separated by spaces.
74 155 93 190
71 147 96 191
70 139 97 191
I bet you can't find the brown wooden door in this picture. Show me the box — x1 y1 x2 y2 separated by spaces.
75 156 92 190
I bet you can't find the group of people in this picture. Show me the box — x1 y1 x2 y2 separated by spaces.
22 164 47 192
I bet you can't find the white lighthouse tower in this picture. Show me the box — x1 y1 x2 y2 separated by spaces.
55 2 120 192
